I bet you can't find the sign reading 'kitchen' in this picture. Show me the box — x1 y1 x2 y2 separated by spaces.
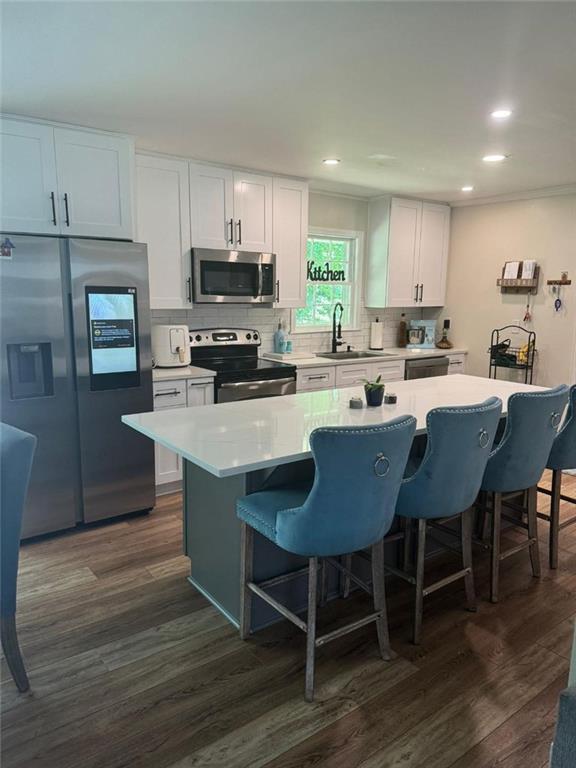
307 261 346 282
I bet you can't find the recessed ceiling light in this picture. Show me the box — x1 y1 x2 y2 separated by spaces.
483 154 508 163
322 158 340 165
461 185 474 192
491 108 512 119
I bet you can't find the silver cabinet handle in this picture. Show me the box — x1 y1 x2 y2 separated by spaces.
275 280 280 302
236 219 242 245
414 284 419 302
307 374 328 381
419 284 424 302
154 389 181 397
63 193 70 227
228 218 234 245
186 277 192 303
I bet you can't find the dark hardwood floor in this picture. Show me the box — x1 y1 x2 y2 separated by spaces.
1 473 575 768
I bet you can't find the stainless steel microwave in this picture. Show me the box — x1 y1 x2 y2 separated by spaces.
192 249 276 304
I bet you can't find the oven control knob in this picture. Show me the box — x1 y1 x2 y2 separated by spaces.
246 333 252 340
253 333 259 340
194 334 202 342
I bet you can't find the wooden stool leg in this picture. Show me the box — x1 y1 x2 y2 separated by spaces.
341 554 352 599
413 519 427 645
479 491 491 542
239 522 253 640
371 539 392 660
305 557 318 703
549 470 562 569
527 485 541 578
490 492 502 603
319 558 327 607
461 507 477 612
1 614 29 693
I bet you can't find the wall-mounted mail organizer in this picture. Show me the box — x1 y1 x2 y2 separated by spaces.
496 261 540 294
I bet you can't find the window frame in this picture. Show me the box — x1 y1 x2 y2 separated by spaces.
290 226 364 334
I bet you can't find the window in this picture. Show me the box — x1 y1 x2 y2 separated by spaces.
293 228 362 332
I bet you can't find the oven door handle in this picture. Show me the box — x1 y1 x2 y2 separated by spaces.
220 377 295 389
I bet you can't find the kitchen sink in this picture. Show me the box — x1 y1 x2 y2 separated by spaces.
315 351 395 360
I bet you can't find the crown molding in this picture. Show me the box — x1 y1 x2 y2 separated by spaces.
451 184 576 207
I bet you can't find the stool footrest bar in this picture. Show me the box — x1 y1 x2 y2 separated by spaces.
247 582 307 633
498 538 536 561
257 566 310 590
325 556 372 595
423 567 471 597
315 612 381 647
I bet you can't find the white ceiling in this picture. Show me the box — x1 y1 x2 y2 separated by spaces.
2 1 576 202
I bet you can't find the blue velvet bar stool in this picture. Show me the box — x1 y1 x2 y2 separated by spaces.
236 416 416 702
480 385 569 603
538 384 576 568
1 423 37 692
393 397 503 644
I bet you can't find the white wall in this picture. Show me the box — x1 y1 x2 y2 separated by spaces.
151 191 414 354
442 194 576 386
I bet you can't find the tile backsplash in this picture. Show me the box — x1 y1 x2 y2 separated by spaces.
151 302 431 355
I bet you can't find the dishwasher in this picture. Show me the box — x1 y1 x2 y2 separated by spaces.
404 356 450 379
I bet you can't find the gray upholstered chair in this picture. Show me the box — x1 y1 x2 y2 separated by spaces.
236 416 416 702
538 384 576 568
1 422 37 692
395 397 503 644
550 620 576 767
480 385 569 603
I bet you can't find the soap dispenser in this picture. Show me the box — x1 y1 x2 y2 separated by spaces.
274 321 286 354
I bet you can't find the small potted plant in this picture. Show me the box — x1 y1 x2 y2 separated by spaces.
363 375 385 407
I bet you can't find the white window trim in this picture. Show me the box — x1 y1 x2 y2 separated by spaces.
290 227 364 334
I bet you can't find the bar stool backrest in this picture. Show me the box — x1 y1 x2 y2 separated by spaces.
0 423 37 617
276 415 416 557
398 397 502 519
482 385 570 493
548 384 576 471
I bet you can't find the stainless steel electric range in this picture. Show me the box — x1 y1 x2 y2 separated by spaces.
189 328 297 403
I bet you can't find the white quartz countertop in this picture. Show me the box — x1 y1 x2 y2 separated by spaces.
152 366 216 382
123 374 542 479
261 347 468 368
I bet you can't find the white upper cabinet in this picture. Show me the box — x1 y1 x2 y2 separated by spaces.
417 202 450 307
272 177 308 308
0 119 58 234
54 128 133 239
189 163 234 249
233 171 273 252
136 155 192 310
366 196 450 308
386 198 421 307
0 117 134 239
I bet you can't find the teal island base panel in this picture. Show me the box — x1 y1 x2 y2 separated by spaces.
184 459 321 631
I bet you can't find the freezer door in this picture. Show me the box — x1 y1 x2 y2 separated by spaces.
0 235 79 537
68 239 155 523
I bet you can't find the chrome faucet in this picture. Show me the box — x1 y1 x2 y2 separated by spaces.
331 302 344 353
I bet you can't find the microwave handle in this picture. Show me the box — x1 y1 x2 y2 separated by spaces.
256 263 264 299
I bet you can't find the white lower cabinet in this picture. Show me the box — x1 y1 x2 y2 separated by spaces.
447 353 466 375
370 359 406 383
297 367 336 392
153 378 214 489
335 364 372 388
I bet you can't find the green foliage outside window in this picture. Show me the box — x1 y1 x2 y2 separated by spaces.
295 236 355 329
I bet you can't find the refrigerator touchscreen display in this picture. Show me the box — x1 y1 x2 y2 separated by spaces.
86 286 140 390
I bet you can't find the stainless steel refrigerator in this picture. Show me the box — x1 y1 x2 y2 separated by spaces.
0 235 155 538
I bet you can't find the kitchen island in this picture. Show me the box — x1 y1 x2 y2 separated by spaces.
123 374 543 630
